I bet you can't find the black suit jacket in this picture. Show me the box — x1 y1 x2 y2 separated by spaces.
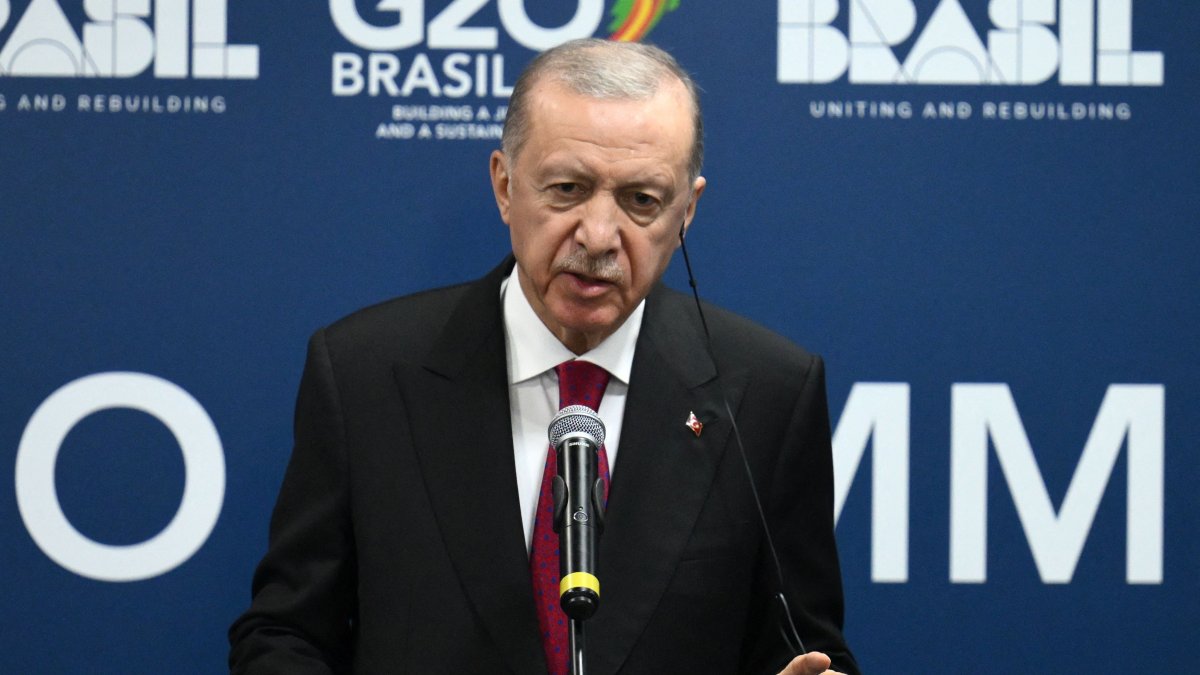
229 258 858 674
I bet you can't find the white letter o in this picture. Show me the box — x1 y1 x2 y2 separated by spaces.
15 372 225 582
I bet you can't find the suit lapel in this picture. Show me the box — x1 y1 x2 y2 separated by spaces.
396 258 547 675
589 287 746 675
395 268 746 675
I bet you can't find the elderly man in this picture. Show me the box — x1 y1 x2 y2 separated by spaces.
230 39 858 675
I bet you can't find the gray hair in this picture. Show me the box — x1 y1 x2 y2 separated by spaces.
501 38 704 181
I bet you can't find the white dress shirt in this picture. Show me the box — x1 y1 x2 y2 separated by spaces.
501 271 644 553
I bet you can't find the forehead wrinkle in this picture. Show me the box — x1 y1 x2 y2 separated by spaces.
536 133 666 166
529 84 685 138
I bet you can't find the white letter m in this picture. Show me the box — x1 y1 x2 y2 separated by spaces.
951 384 1164 584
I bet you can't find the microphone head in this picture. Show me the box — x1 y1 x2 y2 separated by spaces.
548 404 606 448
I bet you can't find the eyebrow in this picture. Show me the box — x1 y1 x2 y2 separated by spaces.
536 161 676 190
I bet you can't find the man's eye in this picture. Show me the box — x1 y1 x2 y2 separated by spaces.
554 183 579 194
629 192 659 209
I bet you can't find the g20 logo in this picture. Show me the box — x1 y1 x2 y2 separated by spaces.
329 1 682 98
330 0 680 51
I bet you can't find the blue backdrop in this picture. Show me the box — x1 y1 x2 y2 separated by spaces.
3 1 1196 672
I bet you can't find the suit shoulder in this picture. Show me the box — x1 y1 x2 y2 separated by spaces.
315 280 477 362
652 286 822 381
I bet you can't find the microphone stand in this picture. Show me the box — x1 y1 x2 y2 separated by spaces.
569 618 587 675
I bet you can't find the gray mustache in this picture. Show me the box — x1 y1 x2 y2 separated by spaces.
555 250 623 283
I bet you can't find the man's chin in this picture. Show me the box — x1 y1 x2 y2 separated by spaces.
545 304 626 348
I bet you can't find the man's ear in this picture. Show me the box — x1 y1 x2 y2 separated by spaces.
680 175 707 239
490 150 512 225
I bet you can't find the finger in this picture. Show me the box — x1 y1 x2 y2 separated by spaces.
778 651 833 675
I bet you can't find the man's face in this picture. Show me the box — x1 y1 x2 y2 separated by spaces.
490 78 706 354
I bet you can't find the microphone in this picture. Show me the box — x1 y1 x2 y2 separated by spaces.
547 404 607 621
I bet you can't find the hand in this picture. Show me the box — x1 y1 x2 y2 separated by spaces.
777 651 844 675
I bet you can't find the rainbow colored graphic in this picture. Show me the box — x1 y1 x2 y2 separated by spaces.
607 0 681 42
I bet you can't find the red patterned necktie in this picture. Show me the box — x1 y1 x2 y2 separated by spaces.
530 360 611 675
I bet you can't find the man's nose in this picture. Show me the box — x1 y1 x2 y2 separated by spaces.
574 196 622 255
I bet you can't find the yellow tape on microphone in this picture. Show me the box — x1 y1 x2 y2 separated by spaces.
559 572 600 598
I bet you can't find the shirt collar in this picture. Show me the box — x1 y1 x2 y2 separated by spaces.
502 270 643 386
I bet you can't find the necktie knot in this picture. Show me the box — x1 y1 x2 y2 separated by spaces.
555 360 610 410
